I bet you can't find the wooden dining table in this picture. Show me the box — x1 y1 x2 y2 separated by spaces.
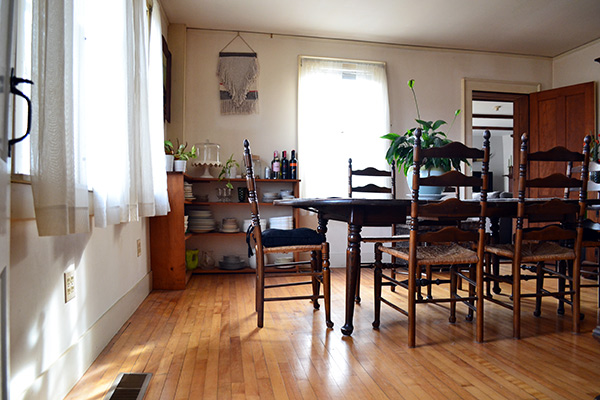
275 198 419 335
275 196 595 336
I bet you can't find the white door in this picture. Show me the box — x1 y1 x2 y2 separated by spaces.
0 0 15 398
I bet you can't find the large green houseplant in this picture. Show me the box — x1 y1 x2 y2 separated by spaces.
382 79 462 176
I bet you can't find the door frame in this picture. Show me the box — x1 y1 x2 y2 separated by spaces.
461 78 541 147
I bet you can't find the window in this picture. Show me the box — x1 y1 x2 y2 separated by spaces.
298 57 390 198
12 0 168 235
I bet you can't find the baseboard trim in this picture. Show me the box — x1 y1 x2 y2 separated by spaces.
16 272 152 400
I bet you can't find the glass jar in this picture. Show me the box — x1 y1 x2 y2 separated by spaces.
252 155 262 178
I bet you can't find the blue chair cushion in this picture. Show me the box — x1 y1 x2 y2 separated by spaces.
262 228 325 248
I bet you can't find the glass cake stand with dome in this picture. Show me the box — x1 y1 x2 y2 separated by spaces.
193 140 221 178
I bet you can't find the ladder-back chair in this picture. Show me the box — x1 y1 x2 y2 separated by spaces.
563 160 600 310
348 158 408 302
373 129 491 347
243 139 333 329
484 133 590 339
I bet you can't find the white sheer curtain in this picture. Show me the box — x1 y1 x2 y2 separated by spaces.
84 0 168 227
30 0 168 235
30 0 90 236
298 57 390 198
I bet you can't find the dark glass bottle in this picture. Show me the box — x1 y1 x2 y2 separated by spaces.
281 150 289 179
271 151 281 179
290 150 297 180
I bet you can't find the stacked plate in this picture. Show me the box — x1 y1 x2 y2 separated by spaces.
184 182 195 201
262 191 280 203
269 215 293 230
187 209 216 233
219 255 246 270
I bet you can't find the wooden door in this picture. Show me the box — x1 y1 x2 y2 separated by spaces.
528 82 596 197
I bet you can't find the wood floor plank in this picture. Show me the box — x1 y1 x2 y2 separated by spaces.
65 269 600 400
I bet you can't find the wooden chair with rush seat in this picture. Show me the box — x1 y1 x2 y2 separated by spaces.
243 139 333 329
561 160 600 311
372 129 491 347
484 133 590 339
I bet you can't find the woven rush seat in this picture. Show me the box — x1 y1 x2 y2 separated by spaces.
486 241 575 263
262 243 325 254
381 243 478 265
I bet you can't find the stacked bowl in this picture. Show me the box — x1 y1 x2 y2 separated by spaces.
183 182 195 201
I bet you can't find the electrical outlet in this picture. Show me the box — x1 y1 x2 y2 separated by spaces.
137 239 142 257
64 271 75 303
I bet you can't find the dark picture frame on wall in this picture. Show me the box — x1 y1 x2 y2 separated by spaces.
162 36 172 123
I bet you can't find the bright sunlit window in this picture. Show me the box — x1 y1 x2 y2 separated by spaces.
11 0 32 175
298 56 390 198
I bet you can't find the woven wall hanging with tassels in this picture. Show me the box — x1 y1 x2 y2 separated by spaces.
217 33 259 115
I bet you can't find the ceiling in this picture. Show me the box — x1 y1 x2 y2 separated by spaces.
161 0 600 58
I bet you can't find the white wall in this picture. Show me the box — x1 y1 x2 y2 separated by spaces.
553 39 600 134
9 183 152 400
181 30 553 265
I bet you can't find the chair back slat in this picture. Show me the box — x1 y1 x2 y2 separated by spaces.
419 226 478 243
528 146 583 162
420 197 481 218
421 141 484 160
527 174 582 189
522 224 577 242
421 170 482 188
351 184 393 194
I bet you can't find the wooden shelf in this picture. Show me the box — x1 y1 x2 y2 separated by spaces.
186 231 245 237
184 174 299 184
185 201 280 206
191 267 255 274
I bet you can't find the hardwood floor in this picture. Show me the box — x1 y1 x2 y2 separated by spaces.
66 268 600 399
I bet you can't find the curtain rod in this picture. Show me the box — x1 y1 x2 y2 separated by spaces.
185 27 551 60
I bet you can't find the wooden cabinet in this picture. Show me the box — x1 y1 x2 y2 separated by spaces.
150 172 189 290
184 176 300 274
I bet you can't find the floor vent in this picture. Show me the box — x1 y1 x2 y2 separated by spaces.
104 373 152 400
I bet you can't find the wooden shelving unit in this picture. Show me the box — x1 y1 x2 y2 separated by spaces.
184 176 300 275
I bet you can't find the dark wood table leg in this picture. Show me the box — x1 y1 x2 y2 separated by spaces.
342 221 362 336
490 216 502 294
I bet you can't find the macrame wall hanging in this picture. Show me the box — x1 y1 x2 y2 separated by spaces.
217 33 260 115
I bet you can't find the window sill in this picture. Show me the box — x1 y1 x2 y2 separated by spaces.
11 173 31 184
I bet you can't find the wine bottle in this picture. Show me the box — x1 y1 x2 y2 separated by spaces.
290 150 297 180
271 151 281 179
281 150 289 179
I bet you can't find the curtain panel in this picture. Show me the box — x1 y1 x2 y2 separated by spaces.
298 57 391 198
30 0 168 235
31 0 90 236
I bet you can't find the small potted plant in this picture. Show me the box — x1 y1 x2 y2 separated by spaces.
218 154 240 189
173 141 197 173
382 79 464 193
165 140 175 171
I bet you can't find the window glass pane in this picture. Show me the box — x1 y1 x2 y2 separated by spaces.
12 0 32 175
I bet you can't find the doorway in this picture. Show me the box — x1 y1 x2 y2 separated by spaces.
471 91 529 194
